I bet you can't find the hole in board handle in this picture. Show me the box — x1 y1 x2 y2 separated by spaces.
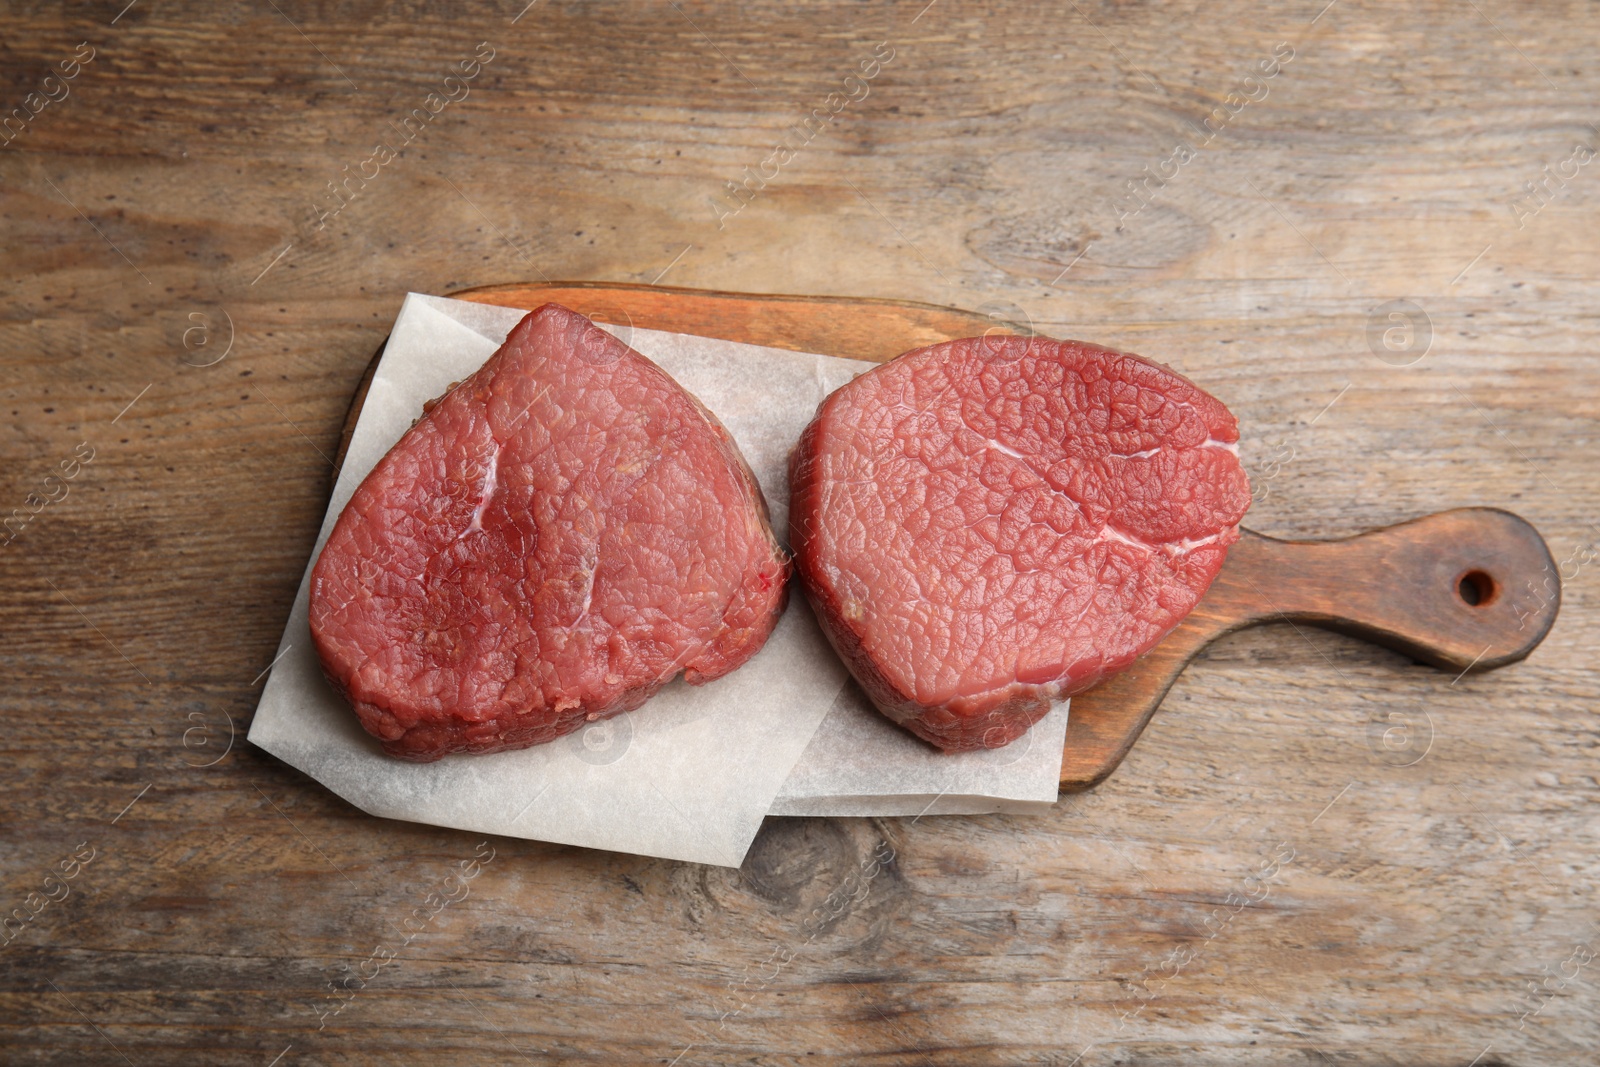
1457 569 1497 607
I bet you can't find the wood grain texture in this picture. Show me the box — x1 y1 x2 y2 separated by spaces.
3 1 1598 1064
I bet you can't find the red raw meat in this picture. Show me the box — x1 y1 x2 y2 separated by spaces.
310 304 789 762
789 335 1251 752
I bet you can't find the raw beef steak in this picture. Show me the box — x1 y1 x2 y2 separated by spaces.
789 335 1251 752
311 304 789 762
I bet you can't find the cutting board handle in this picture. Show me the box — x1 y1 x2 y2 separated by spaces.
1213 506 1561 669
1060 508 1561 791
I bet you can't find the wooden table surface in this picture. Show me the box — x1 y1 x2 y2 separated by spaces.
3 2 1597 1063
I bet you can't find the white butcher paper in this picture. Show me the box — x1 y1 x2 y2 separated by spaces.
248 292 1067 867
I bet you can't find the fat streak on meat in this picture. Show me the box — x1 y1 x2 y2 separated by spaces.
789 334 1251 752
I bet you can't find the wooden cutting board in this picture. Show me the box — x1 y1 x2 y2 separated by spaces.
338 282 1563 791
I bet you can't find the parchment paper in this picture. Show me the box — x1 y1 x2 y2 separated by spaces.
249 293 1066 867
